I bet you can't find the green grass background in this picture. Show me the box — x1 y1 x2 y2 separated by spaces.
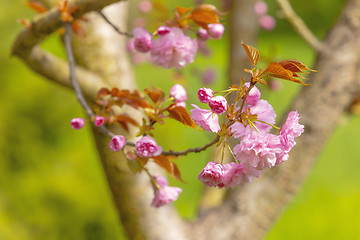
1 0 359 239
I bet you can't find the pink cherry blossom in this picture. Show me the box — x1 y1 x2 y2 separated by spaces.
196 28 209 41
109 135 126 152
197 161 224 187
151 27 198 68
259 15 276 31
231 99 276 138
138 0 152 13
174 101 186 108
207 23 225 39
169 84 187 101
71 118 85 130
222 162 252 188
197 87 214 103
244 82 261 106
156 26 171 36
254 1 268 16
94 116 104 127
135 136 162 158
190 104 221 133
209 96 227 115
133 27 152 53
202 68 216 85
151 176 182 208
233 131 281 171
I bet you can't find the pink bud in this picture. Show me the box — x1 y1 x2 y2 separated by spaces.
135 136 162 158
169 84 187 101
156 26 171 36
133 27 152 53
109 135 126 152
197 87 214 103
71 118 85 130
202 68 217 85
207 23 225 39
197 161 224 188
196 28 209 41
94 116 105 127
127 38 136 53
259 15 276 31
209 96 227 115
254 1 268 16
138 0 152 13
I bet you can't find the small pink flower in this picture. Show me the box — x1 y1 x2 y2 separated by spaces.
156 26 171 36
197 87 214 103
190 104 221 133
222 162 252 188
169 84 187 101
151 27 198 68
133 27 152 53
109 135 126 151
152 176 182 208
207 23 225 39
202 68 217 85
94 116 104 127
254 1 268 16
197 161 224 187
196 28 209 41
244 83 261 106
127 38 136 53
259 15 276 31
231 99 276 138
138 0 152 13
209 96 227 115
71 118 85 130
135 136 162 158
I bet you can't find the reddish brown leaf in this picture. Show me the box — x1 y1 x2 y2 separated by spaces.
97 88 110 97
116 115 138 132
112 88 153 109
242 43 260 67
144 87 165 104
176 6 193 16
167 106 197 128
264 63 310 86
153 155 184 182
26 1 47 13
190 4 219 29
279 59 315 72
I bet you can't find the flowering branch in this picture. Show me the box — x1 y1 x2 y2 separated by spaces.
162 136 220 156
97 11 133 37
277 0 325 52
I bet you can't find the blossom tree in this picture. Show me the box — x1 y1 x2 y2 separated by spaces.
12 0 360 239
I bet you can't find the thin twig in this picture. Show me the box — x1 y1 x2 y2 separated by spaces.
162 136 220 156
97 11 133 37
277 0 325 52
64 23 115 137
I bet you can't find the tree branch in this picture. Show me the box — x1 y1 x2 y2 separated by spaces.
277 0 325 52
97 11 133 37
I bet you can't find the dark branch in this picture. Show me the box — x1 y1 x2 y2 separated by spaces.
97 11 133 37
162 136 220 156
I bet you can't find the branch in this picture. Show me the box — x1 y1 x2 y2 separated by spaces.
162 136 220 156
97 11 133 37
277 0 325 52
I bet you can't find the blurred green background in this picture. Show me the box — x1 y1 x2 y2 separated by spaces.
1 0 360 239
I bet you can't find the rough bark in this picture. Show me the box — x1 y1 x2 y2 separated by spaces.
188 0 360 239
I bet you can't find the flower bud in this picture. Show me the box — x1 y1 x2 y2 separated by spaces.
109 135 126 152
138 0 152 13
94 116 104 127
169 84 187 101
71 118 85 130
156 26 171 36
197 87 214 103
197 161 224 188
135 136 162 158
209 96 227 115
133 27 152 53
196 28 209 41
254 1 268 16
259 15 276 31
244 83 261 106
207 23 225 39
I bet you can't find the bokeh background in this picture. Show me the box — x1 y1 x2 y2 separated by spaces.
1 0 360 239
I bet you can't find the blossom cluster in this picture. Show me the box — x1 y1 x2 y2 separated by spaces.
130 24 224 69
194 84 304 188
